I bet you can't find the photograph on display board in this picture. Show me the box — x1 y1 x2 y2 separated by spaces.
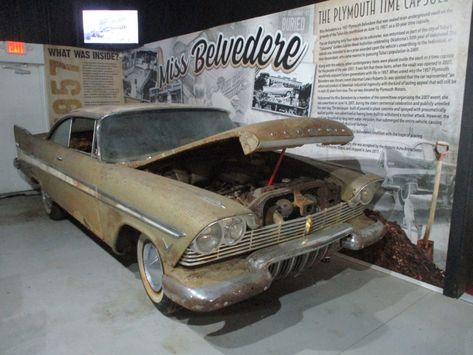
122 50 157 101
149 81 183 103
206 70 253 124
252 64 315 117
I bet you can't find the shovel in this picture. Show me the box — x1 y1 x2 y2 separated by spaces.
417 141 449 260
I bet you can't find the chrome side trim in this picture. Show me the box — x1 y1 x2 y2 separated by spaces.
18 149 185 238
19 150 98 197
99 189 185 238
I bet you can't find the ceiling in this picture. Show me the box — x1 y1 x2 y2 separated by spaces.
1 0 319 47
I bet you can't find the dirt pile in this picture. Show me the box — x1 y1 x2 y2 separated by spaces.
342 210 445 288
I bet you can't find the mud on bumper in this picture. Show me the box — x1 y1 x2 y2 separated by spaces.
163 214 386 312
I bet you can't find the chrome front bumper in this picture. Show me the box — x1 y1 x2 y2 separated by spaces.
163 215 386 312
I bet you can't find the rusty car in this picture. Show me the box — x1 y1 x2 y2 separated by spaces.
14 104 385 314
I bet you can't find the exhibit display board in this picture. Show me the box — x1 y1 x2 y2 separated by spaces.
312 0 471 160
121 6 316 123
307 0 472 268
44 45 124 125
123 0 472 271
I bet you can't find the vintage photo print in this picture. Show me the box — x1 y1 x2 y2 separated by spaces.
252 63 315 117
149 81 183 103
122 49 158 101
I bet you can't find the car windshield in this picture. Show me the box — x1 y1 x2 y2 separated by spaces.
99 108 236 162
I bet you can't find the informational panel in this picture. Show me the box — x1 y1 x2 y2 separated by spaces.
305 0 472 267
44 45 124 125
122 7 316 124
122 0 472 269
311 0 472 162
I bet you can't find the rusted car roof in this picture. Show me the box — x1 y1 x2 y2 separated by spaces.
65 103 228 120
63 104 353 165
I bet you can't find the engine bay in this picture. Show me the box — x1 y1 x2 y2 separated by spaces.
140 140 342 226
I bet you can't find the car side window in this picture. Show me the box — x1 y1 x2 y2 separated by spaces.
50 119 72 147
69 118 96 154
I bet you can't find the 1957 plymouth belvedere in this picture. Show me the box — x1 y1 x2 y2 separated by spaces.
14 104 385 314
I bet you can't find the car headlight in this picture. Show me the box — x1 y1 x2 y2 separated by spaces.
222 217 246 245
359 184 377 204
192 216 250 254
349 181 380 207
193 222 222 254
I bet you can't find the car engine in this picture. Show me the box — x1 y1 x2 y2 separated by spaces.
153 148 342 226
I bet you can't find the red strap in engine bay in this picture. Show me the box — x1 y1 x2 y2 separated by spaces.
267 148 286 186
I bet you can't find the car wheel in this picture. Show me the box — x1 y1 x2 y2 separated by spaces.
41 189 65 220
137 235 179 315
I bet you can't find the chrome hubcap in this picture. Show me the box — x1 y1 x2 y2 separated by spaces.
143 242 163 292
41 190 52 214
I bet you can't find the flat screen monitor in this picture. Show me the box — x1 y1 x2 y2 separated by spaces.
82 10 139 44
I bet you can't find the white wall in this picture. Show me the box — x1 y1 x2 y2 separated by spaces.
0 42 49 194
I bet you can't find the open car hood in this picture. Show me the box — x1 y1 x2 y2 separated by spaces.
128 117 353 168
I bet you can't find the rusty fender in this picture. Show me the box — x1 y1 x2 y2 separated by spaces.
161 215 385 312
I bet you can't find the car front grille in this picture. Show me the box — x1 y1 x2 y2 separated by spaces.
269 245 332 280
179 202 364 266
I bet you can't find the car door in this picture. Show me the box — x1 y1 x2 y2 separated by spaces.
42 117 103 237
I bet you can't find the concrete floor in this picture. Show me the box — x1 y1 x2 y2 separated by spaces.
1 195 472 355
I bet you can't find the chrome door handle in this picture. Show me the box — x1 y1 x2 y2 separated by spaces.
56 155 63 161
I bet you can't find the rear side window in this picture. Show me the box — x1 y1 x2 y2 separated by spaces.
70 118 95 154
50 119 71 147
